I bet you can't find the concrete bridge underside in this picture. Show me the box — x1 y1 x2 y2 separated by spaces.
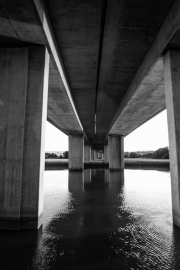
1 0 180 229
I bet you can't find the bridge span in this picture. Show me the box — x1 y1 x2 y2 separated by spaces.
1 0 180 229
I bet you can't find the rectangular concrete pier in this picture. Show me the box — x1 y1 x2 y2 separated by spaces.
69 135 84 170
0 46 49 230
108 135 124 170
84 144 91 162
164 50 180 227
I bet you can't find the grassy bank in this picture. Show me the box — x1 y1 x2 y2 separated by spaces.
45 158 170 170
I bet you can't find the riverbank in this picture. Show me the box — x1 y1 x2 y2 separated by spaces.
45 158 170 170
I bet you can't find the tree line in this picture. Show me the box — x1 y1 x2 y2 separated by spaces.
45 151 68 159
124 147 169 159
46 147 169 160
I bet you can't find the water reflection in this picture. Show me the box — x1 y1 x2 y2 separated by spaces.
1 169 180 269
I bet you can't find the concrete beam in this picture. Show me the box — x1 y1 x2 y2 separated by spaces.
107 0 180 138
164 49 180 228
33 0 83 133
108 135 124 170
69 135 84 170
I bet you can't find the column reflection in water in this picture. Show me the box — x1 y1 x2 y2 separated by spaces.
69 170 84 193
4 169 180 270
0 227 42 269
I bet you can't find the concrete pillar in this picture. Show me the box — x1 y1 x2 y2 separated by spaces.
108 135 124 170
0 46 49 230
91 148 94 161
95 150 98 160
99 151 103 159
69 135 84 170
84 144 91 162
104 144 109 162
163 49 180 227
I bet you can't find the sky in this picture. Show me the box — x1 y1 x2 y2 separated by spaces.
45 109 169 152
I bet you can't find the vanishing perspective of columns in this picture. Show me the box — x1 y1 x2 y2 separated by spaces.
0 46 49 230
163 49 180 227
108 135 124 170
69 135 84 170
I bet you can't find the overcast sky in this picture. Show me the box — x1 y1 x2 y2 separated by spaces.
45 109 169 152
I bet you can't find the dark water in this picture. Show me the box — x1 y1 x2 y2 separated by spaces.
1 169 180 270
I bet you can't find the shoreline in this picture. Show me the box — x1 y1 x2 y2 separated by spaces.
45 158 170 171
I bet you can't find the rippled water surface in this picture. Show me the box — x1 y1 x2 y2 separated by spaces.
1 169 180 270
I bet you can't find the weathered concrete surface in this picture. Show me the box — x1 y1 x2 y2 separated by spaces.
0 0 83 138
69 135 84 170
110 59 165 136
21 46 49 230
104 145 109 162
45 0 101 144
84 144 91 162
108 135 124 170
0 48 28 230
94 150 99 160
0 0 178 148
0 46 49 230
91 148 94 161
97 0 176 144
164 50 180 227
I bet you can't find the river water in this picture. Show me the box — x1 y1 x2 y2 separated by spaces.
1 168 180 270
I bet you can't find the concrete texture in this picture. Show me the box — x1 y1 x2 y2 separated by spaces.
69 135 84 170
108 135 124 170
84 144 91 162
0 48 28 230
1 0 180 228
21 46 49 230
110 59 165 136
104 145 109 162
0 0 176 148
164 49 180 227
91 148 94 161
0 46 49 230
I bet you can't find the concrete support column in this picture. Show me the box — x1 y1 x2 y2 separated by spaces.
104 145 109 162
84 144 91 162
0 46 49 230
108 135 124 170
95 150 98 160
99 151 103 159
91 148 94 161
69 135 84 170
163 49 180 227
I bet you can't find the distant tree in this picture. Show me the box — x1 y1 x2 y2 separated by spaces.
142 152 153 159
152 147 169 159
124 152 129 158
45 152 58 159
63 151 68 159
129 152 140 158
